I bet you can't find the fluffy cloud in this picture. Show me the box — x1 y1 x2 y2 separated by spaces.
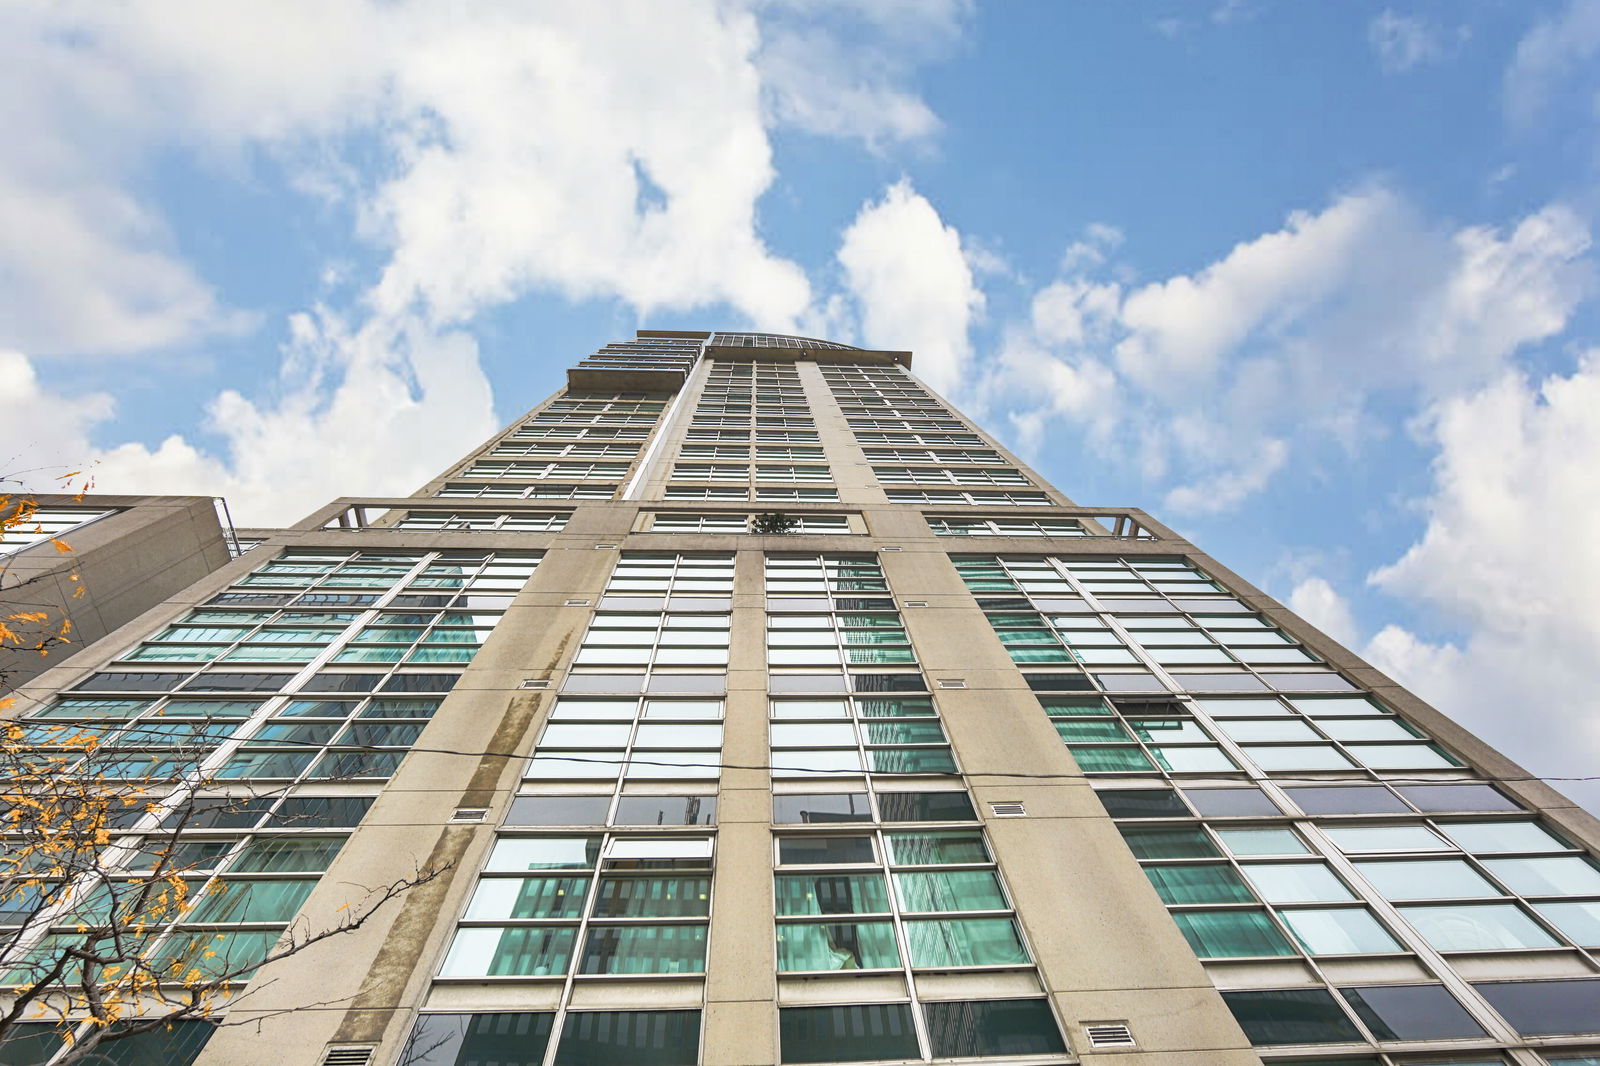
984 192 1594 514
1 1 962 520
837 180 985 395
1367 10 1461 73
1288 359 1600 810
1503 0 1600 127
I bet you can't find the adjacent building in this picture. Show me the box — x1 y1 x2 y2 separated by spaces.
6 331 1600 1066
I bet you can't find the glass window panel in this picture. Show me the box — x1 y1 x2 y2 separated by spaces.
634 724 723 748
485 838 600 871
401 1013 555 1066
1171 909 1296 957
923 999 1066 1058
1286 787 1410 815
506 796 613 826
779 836 875 865
771 750 864 776
578 925 706 974
553 1010 699 1066
1184 789 1279 817
230 838 345 873
876 791 975 823
1483 856 1600 896
894 870 1008 911
527 754 621 780
466 877 589 920
772 723 857 747
1215 719 1321 742
903 917 1029 966
1399 903 1560 951
886 831 988 866
1221 988 1363 1045
1243 864 1354 903
1153 746 1239 772
1279 908 1402 954
776 873 890 916
1144 864 1254 904
778 1004 918 1065
1397 784 1519 812
1243 745 1355 771
1356 860 1499 899
1444 822 1570 854
1120 828 1221 859
1349 743 1459 769
776 921 900 971
1096 789 1188 819
773 794 872 824
591 876 710 918
1323 825 1450 853
1534 901 1600 945
1471 978 1600 1038
613 796 716 826
1070 745 1157 772
1217 829 1310 856
1340 985 1486 1040
439 926 577 977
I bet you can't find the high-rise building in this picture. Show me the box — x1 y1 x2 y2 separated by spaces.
6 331 1600 1066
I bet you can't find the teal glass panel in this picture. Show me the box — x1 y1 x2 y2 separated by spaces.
775 873 890 916
1152 746 1238 772
776 921 900 971
231 838 345 873
1170 909 1295 957
1120 828 1221 860
1323 825 1449 852
440 926 576 976
893 870 1008 912
1009 647 1074 663
592 877 710 918
867 748 957 773
579 924 706 974
1053 720 1132 742
861 721 945 745
903 918 1029 967
1069 745 1156 772
1039 698 1112 717
189 879 317 923
1444 822 1569 853
1143 863 1253 904
886 832 989 866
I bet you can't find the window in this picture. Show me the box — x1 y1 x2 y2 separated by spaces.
440 835 711 978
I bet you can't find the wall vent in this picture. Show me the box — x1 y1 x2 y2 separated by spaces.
989 801 1027 818
594 543 618 549
451 808 488 823
1083 1024 1136 1049
880 545 903 551
519 678 551 690
321 1047 375 1066
565 598 591 607
936 679 966 690
904 600 929 608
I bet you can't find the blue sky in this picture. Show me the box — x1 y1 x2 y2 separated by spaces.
4 0 1600 807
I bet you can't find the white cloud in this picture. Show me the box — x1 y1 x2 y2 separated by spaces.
1504 0 1600 128
984 190 1594 514
837 179 984 394
1368 10 1460 73
755 0 967 148
1287 577 1361 647
1362 357 1600 808
0 352 114 478
1 0 967 519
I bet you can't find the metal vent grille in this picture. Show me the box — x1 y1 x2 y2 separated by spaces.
451 808 488 823
903 600 929 608
321 1047 375 1066
1084 1024 1135 1048
880 545 903 551
936 679 967 689
519 678 551 690
565 598 591 606
989 802 1027 818
594 543 618 549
